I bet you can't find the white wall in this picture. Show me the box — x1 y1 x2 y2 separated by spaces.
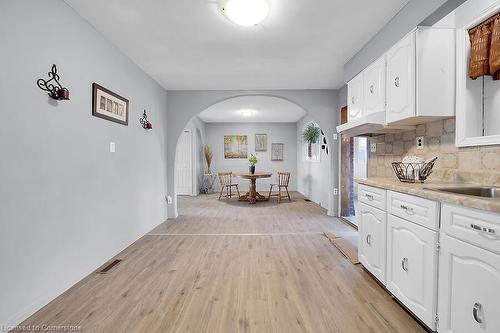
297 116 331 209
205 122 297 192
0 0 168 327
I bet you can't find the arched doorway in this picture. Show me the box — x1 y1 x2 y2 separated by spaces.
167 90 339 218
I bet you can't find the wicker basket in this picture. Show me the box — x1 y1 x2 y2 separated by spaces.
391 160 436 183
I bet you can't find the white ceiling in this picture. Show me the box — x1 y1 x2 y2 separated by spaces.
65 0 410 90
198 96 306 123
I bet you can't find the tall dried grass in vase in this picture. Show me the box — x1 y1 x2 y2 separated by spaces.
204 144 213 174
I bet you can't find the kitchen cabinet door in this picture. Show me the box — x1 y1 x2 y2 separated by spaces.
438 234 500 333
363 56 386 116
387 215 438 329
347 73 363 122
358 202 386 284
386 32 415 123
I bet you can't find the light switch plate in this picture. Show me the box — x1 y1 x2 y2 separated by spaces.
110 142 116 153
167 196 173 204
416 136 424 150
370 143 377 153
332 133 338 141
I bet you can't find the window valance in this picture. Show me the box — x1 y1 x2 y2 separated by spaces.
469 12 500 80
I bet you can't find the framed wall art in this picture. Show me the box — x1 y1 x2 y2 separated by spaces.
92 83 129 126
271 143 284 161
224 135 248 159
255 133 267 152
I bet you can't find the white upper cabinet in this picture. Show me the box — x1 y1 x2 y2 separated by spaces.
363 56 387 116
339 27 455 136
387 28 456 125
347 73 363 122
386 33 415 123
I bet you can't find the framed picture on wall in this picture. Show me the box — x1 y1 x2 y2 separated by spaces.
255 133 267 152
271 143 284 161
92 83 129 126
224 135 248 159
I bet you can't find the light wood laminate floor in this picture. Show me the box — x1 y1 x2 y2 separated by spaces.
19 193 425 333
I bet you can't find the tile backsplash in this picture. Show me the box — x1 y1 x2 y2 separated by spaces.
368 119 500 185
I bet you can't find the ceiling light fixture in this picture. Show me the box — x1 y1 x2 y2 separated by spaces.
222 0 270 27
239 108 257 117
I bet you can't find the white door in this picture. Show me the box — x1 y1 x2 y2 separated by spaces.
438 234 500 333
175 130 193 196
358 202 387 284
347 73 363 122
386 32 415 124
363 56 386 116
387 215 438 329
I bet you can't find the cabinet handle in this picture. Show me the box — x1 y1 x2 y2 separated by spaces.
400 204 414 214
470 224 496 234
365 194 374 201
401 257 408 272
473 302 483 324
366 234 371 245
369 85 374 94
394 76 400 87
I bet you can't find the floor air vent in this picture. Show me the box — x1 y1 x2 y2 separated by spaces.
97 259 122 274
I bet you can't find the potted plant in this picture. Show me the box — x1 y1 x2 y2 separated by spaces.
303 123 320 158
204 144 213 174
248 154 257 174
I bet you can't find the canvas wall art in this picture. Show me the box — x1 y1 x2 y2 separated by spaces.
271 143 284 161
92 83 129 125
224 135 248 159
255 133 267 152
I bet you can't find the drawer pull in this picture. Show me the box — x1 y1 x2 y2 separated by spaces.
366 234 371 245
365 194 375 201
400 204 414 214
473 302 483 324
401 257 408 272
470 224 496 234
483 227 496 234
470 224 482 231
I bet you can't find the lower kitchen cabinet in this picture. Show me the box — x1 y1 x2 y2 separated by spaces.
387 214 438 329
438 234 500 333
358 202 387 284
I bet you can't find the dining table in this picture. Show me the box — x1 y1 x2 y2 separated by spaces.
234 172 273 204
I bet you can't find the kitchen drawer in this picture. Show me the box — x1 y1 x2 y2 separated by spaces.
387 191 439 231
358 184 386 211
441 204 500 255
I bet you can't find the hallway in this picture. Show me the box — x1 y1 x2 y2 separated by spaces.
20 194 424 333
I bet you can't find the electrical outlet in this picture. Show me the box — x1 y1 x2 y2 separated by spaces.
370 143 377 153
332 133 338 141
416 136 425 150
167 196 173 204
333 188 338 195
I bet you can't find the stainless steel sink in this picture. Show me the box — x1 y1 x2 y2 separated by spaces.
428 187 498 198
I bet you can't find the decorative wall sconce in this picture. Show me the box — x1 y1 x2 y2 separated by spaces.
37 64 70 100
139 110 152 129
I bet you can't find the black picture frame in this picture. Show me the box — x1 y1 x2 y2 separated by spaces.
92 83 129 126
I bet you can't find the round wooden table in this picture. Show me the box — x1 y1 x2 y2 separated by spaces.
234 172 273 204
